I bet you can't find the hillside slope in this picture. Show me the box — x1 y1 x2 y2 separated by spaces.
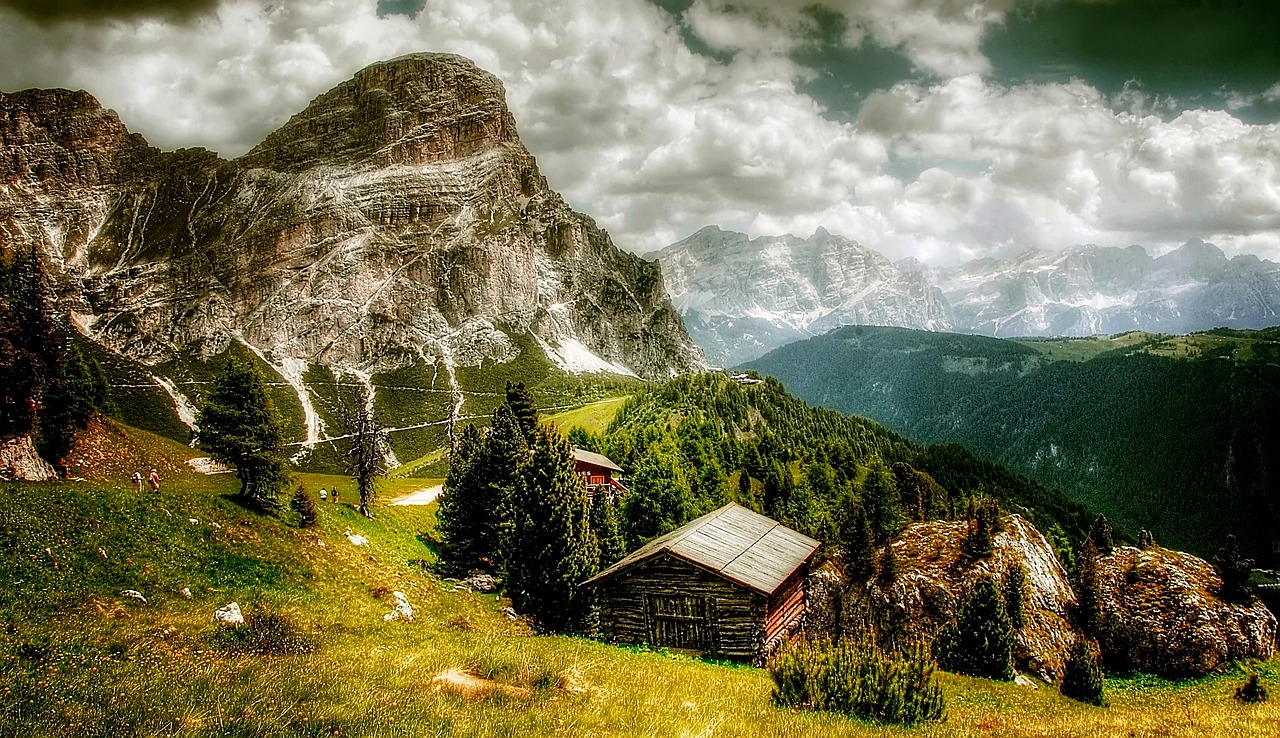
744 326 1280 564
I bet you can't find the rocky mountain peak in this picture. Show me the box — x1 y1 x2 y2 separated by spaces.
238 53 519 172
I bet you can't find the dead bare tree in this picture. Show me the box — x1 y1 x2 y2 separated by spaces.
343 386 389 519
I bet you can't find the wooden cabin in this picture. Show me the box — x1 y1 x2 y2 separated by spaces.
582 503 820 664
572 448 625 494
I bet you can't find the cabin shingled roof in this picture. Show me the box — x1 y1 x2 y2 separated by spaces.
581 503 820 596
571 448 623 473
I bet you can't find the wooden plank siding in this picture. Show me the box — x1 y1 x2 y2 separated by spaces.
762 570 807 659
596 553 766 660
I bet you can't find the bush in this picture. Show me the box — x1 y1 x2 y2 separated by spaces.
933 574 1014 681
769 639 945 726
210 606 318 656
1060 638 1105 706
1235 674 1269 704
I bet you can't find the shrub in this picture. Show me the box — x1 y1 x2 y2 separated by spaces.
1235 674 1269 704
769 639 946 726
933 574 1014 681
210 606 318 656
1060 638 1105 706
290 486 318 529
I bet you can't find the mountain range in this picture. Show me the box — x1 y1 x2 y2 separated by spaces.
1 53 704 466
657 226 1280 366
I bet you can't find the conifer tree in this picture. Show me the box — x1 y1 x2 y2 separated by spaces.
290 485 318 528
484 404 529 570
1086 514 1114 554
1074 537 1102 636
1138 529 1157 549
437 423 486 574
622 439 695 546
505 424 599 633
841 502 877 582
37 340 112 470
1215 534 1255 604
196 357 290 511
504 380 539 443
1060 637 1105 706
343 387 389 519
589 490 627 568
1003 563 1027 630
933 575 1014 681
861 456 904 541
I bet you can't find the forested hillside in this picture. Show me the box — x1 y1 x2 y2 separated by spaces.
570 373 1093 555
744 326 1280 565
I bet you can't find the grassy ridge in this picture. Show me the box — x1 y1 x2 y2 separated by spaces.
1 421 1277 736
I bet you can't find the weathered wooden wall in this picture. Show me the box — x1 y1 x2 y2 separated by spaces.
762 568 807 657
596 553 765 660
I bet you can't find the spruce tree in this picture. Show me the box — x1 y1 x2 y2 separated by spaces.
1003 563 1027 630
1087 514 1114 554
1074 537 1102 636
622 439 695 546
37 340 112 470
195 357 290 511
437 423 486 574
483 404 528 571
1060 637 1105 706
933 575 1014 681
589 490 627 568
862 456 904 542
504 380 539 443
1215 534 1255 604
842 502 877 582
343 387 389 519
290 486 318 528
505 424 599 633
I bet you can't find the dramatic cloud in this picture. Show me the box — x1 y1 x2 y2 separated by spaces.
1 0 1278 264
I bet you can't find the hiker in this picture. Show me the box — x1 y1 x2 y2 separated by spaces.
147 468 160 493
132 470 143 493
331 488 339 504
319 487 328 501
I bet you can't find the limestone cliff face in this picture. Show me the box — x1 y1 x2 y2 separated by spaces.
1 54 704 386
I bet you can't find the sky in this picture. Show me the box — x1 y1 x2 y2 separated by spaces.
2 0 1279 265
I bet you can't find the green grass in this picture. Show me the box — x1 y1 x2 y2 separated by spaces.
545 396 631 435
3 423 1278 737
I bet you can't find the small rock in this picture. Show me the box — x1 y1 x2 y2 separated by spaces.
188 518 199 525
214 601 244 626
383 591 414 622
97 547 107 559
1014 674 1039 690
121 589 147 604
502 606 518 621
211 522 222 529
345 529 370 547
316 539 326 549
178 587 193 600
462 573 498 593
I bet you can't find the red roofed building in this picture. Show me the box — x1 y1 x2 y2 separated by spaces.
572 447 626 495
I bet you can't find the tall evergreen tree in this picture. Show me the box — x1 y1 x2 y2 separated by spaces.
1060 637 1105 706
0 245 56 442
195 357 290 511
437 423 486 574
37 340 112 470
505 424 599 633
1002 563 1027 630
1215 534 1255 604
483 404 528 571
862 456 904 542
504 380 539 443
589 490 627 569
1074 537 1102 636
933 574 1015 681
343 387 389 519
841 502 877 582
1086 514 1115 554
622 439 695 546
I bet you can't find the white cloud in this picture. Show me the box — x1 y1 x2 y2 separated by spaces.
1 0 1279 266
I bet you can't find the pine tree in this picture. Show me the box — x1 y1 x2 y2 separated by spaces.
195 357 290 511
436 423 486 575
1138 529 1157 549
1003 562 1027 630
933 574 1014 681
1060 637 1105 706
504 380 539 443
841 502 877 582
484 404 529 571
0 245 56 442
505 424 599 633
1086 514 1114 554
862 456 904 541
963 498 1001 559
589 490 627 569
622 439 695 546
37 340 112 470
343 387 389 519
1215 534 1255 605
1074 537 1102 636
290 486 318 528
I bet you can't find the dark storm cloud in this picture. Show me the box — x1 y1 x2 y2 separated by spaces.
0 0 218 22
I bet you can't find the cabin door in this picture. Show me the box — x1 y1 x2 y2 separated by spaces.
646 594 712 651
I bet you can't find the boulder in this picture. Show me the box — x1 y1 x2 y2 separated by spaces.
0 435 57 481
215 601 245 626
816 515 1079 681
383 591 414 623
120 589 148 604
461 573 498 593
1092 546 1276 676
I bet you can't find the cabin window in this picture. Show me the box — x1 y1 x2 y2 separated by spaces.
646 594 713 651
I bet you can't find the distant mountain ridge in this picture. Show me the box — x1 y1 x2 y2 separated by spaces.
657 227 1280 365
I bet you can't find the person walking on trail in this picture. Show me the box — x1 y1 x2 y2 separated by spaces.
132 470 143 493
319 488 328 502
147 468 161 493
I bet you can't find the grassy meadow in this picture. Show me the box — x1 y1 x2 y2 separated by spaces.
2 429 1277 737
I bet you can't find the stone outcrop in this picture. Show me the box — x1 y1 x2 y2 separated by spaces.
1092 545 1276 676
1 53 704 387
812 515 1078 681
0 434 58 481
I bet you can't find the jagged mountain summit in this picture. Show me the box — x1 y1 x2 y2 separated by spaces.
657 226 953 366
657 226 1280 364
1 53 705 459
